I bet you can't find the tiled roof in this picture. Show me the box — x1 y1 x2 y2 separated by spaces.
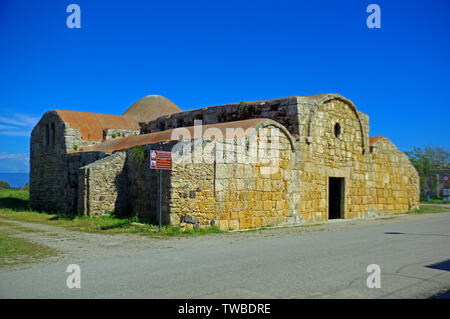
369 136 386 146
72 118 275 153
55 110 140 141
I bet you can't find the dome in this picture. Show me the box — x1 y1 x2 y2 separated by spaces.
122 95 181 123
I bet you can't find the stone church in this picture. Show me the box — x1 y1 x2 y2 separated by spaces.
30 93 420 230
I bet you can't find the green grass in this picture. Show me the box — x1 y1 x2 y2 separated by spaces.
411 205 450 214
420 199 450 204
0 189 223 237
0 221 57 268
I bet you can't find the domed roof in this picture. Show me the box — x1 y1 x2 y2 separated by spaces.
122 95 181 123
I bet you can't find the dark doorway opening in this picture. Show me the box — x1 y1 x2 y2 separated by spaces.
329 177 344 219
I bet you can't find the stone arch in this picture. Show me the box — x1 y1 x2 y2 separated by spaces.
306 94 367 151
251 119 297 152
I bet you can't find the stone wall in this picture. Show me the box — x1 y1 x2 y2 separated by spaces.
168 140 217 229
295 99 366 221
75 144 172 221
123 144 172 223
78 151 127 216
30 94 419 227
141 97 302 137
369 138 420 212
30 112 104 213
168 124 301 230
296 98 419 222
64 123 139 152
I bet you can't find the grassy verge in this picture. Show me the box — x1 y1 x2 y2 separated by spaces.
0 220 58 268
0 189 222 237
420 199 450 204
411 205 450 214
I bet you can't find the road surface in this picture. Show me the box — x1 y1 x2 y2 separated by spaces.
1 212 449 298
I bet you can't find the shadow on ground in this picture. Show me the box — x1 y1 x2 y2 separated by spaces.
384 231 450 238
426 259 450 272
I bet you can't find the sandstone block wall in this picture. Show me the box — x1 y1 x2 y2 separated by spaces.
295 99 419 222
298 99 368 221
168 125 301 230
369 138 420 212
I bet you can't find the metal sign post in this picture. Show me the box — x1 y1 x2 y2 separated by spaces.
150 149 172 232
159 168 162 232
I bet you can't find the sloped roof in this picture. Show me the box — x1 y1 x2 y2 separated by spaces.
72 118 281 153
369 136 387 146
55 110 140 141
122 95 181 123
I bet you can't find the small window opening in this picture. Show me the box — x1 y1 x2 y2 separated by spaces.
51 123 55 145
45 124 50 146
334 123 341 139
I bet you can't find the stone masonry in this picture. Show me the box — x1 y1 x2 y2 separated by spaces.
30 94 420 229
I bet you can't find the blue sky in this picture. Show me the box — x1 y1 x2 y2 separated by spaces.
0 0 449 173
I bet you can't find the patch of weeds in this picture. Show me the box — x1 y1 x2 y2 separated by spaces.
131 146 147 161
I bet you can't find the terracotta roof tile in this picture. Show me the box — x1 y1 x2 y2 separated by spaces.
72 118 274 153
369 136 386 146
55 110 140 141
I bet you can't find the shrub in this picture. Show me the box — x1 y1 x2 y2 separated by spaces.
132 146 147 161
73 144 78 151
239 101 247 107
0 181 10 189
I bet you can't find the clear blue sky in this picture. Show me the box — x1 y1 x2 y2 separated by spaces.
0 0 449 173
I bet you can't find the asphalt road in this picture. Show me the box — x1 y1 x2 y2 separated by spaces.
1 212 449 299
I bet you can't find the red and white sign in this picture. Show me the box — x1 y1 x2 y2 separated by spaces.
150 150 172 170
443 175 449 182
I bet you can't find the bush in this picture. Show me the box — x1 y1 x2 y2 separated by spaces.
0 181 10 189
131 146 147 161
